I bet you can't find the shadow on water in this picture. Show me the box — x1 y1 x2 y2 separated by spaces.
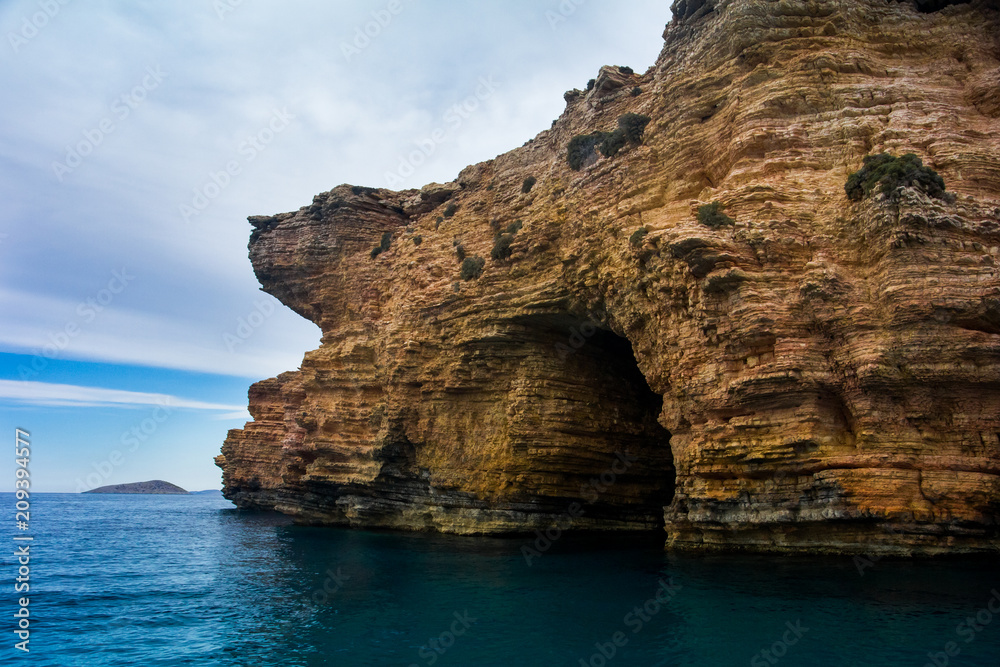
11 495 1000 667
217 508 1000 667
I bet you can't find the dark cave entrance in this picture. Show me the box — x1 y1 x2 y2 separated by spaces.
512 313 676 530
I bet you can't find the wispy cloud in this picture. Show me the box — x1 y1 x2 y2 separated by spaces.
0 286 316 379
0 379 248 412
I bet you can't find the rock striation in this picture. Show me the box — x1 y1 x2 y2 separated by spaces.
218 0 1000 553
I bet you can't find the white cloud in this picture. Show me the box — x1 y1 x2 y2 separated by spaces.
0 379 247 412
0 286 318 379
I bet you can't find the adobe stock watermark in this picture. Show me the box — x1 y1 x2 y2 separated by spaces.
749 620 809 667
179 107 295 223
16 267 135 381
223 299 277 352
555 310 609 361
286 566 352 623
923 589 1000 667
407 610 477 667
13 428 32 653
340 0 410 62
852 522 905 576
7 0 71 54
546 0 587 31
577 578 682 667
383 75 501 188
213 0 243 21
521 451 637 566
52 66 167 182
75 398 174 492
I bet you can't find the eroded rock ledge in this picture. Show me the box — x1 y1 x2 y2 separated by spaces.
218 0 1000 554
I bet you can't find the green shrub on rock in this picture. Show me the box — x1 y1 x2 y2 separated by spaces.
569 113 652 168
697 202 735 229
491 234 514 261
568 132 607 171
845 152 946 202
629 227 649 247
370 231 393 259
460 256 485 280
618 113 651 143
490 219 523 262
522 176 537 194
599 130 628 158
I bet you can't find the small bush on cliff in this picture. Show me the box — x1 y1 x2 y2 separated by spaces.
618 65 634 76
845 152 946 202
443 203 459 218
697 202 735 229
412 235 423 246
629 227 649 247
586 78 596 91
455 243 466 262
522 176 537 194
618 113 651 143
370 231 393 259
599 130 628 158
460 256 485 280
491 234 514 261
491 219 523 262
631 86 642 97
603 114 652 158
568 132 606 171
570 114 653 167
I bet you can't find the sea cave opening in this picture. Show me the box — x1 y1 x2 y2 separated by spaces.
515 313 676 530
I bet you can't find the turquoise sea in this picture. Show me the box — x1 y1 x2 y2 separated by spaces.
2 493 999 666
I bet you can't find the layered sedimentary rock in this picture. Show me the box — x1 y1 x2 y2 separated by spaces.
218 0 1000 553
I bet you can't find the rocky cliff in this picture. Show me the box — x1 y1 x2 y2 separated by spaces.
217 0 1000 554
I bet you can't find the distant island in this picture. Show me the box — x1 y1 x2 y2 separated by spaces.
83 480 188 494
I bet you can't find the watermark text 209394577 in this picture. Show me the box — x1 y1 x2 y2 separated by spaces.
13 428 32 653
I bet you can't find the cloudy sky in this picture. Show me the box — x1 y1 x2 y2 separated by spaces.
0 0 669 492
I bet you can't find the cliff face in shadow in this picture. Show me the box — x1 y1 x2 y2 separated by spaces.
217 0 1000 554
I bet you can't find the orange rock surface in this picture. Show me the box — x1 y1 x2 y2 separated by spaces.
217 0 1000 553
